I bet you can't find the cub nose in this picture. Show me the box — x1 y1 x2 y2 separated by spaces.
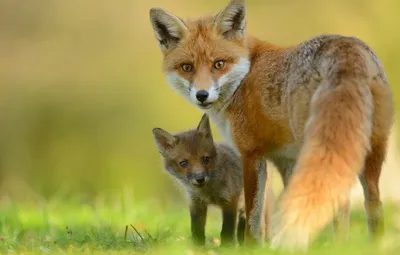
196 90 209 103
195 176 206 184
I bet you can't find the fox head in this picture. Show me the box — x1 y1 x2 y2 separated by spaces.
149 0 250 111
152 114 217 188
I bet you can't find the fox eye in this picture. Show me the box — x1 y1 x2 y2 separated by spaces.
181 64 193 72
213 60 225 70
202 156 211 165
179 160 189 168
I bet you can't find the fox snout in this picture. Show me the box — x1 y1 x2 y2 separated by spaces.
190 172 209 187
190 86 219 109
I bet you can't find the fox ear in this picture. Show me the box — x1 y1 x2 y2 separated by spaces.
149 8 188 51
213 0 246 41
197 114 213 138
152 128 177 154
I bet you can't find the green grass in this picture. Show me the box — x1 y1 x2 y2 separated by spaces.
1 199 400 255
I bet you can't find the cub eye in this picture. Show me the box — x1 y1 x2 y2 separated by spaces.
179 160 189 168
202 156 211 165
213 60 225 70
181 64 193 72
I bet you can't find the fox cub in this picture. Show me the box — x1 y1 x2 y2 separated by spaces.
152 114 274 246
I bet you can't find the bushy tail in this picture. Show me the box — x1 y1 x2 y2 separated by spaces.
272 74 374 250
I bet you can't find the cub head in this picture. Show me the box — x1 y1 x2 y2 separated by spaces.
152 114 216 188
149 0 250 111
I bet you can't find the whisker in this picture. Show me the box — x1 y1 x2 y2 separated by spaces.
173 86 191 93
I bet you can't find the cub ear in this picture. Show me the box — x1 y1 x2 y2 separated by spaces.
152 128 177 154
197 114 213 139
149 8 188 51
213 0 246 41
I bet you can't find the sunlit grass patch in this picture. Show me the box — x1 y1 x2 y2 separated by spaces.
0 199 399 254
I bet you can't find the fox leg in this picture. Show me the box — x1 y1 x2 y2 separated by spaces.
189 198 208 246
272 157 295 187
242 155 267 246
269 158 294 242
220 198 239 246
359 141 387 240
264 183 276 243
237 209 246 245
359 80 393 240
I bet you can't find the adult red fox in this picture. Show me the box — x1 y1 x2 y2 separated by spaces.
149 0 394 251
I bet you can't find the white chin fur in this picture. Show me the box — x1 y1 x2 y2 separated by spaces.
166 73 192 103
166 57 250 108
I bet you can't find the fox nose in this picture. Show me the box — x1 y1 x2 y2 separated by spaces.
195 176 206 184
196 90 209 103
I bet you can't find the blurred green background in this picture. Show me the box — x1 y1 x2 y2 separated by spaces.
0 0 399 205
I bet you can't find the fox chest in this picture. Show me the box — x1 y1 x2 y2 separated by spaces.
209 113 238 151
210 111 299 161
193 189 231 206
